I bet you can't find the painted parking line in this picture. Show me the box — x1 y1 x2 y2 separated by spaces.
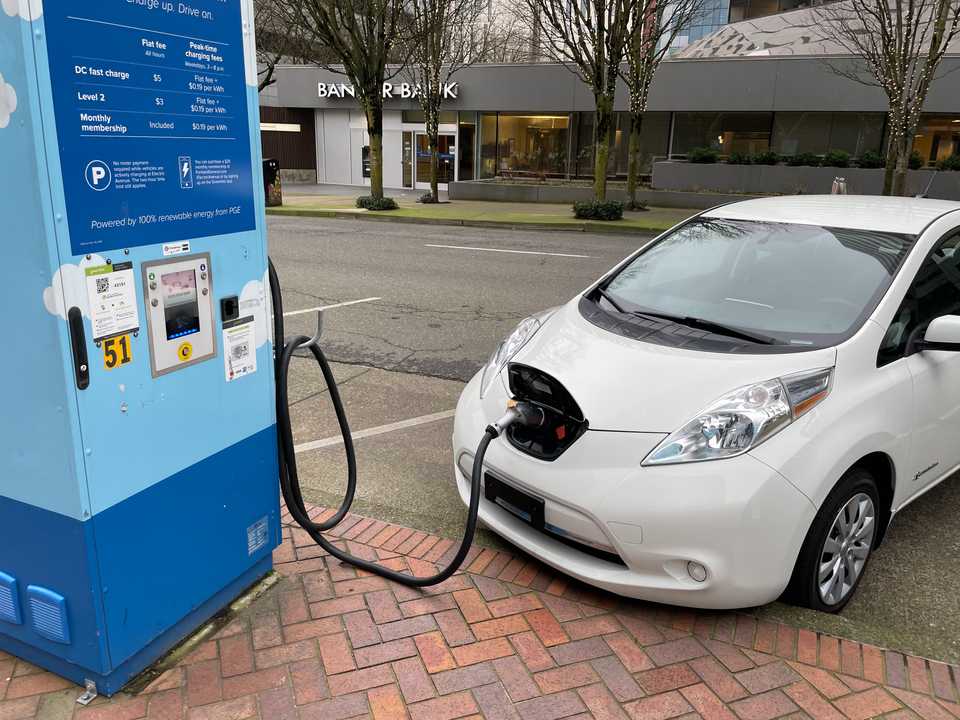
425 243 592 259
283 297 381 317
294 409 456 454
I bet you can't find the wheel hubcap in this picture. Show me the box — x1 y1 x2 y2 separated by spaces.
818 492 876 606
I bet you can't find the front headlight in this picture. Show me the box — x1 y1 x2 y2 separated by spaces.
642 367 833 465
479 311 554 398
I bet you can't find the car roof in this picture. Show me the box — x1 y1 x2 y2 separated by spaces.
702 195 960 235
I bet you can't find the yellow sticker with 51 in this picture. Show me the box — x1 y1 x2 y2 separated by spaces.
103 334 133 370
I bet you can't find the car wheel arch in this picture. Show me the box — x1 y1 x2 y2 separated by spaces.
838 451 896 546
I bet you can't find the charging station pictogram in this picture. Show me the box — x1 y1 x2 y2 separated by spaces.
178 156 194 189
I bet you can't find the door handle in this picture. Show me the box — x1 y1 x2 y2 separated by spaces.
67 306 90 390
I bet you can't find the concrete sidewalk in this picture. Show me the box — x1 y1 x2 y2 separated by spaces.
3 502 958 719
267 191 696 235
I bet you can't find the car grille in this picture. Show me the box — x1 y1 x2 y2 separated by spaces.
506 364 588 461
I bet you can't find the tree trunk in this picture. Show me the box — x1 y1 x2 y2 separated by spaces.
892 135 911 197
883 122 900 195
593 93 614 202
365 101 385 201
427 111 440 202
882 154 896 196
430 144 439 202
626 112 642 208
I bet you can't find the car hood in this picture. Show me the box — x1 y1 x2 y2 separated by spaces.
511 299 838 432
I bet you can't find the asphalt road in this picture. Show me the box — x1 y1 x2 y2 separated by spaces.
270 215 960 664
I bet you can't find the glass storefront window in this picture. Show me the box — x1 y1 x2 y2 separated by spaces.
913 115 960 167
479 112 497 179
671 112 772 157
458 112 477 181
415 134 455 185
633 113 672 174
772 112 884 158
495 114 570 177
571 112 594 177
570 112 670 178
402 131 413 188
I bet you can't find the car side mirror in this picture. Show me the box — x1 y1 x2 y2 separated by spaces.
919 315 960 351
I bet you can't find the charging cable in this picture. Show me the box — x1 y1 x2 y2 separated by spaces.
268 259 543 587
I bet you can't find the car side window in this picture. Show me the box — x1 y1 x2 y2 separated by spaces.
878 232 960 366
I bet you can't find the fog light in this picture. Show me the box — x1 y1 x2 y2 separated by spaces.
687 561 708 583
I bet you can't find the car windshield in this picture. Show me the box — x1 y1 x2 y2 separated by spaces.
603 218 914 348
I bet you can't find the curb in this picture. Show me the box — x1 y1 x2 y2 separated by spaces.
265 207 672 235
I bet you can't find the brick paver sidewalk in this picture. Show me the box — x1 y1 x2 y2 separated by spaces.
2 503 959 720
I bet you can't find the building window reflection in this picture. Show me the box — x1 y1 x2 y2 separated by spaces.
913 115 960 167
671 112 772 157
571 112 671 178
496 114 570 177
772 112 884 158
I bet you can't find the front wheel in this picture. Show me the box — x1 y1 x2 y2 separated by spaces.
785 469 880 612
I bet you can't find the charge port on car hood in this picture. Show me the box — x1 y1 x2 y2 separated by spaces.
507 363 588 461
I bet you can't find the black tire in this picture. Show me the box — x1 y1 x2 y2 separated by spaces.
784 468 880 613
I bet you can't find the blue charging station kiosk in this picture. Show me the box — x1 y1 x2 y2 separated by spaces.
0 0 278 695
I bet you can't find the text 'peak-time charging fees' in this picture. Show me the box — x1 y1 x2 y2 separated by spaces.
44 0 256 254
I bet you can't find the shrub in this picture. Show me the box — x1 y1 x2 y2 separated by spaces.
753 151 780 165
909 151 924 170
936 154 960 171
822 149 851 168
573 200 624 221
856 150 885 169
356 195 399 211
786 152 821 167
688 147 720 164
727 151 753 165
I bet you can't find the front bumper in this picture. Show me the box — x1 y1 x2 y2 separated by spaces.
454 371 817 609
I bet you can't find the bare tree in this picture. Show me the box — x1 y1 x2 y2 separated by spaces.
525 0 638 201
621 0 704 208
485 7 539 63
290 0 408 202
818 0 960 195
403 0 498 202
255 0 303 92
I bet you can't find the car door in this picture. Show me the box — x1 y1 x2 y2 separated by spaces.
878 230 960 496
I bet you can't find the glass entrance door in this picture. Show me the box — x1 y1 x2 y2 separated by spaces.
415 134 456 189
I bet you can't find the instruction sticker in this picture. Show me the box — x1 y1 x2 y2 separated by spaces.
223 315 256 382
85 262 140 341
247 516 269 556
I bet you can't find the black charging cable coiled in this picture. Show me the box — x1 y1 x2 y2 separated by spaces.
269 258 526 587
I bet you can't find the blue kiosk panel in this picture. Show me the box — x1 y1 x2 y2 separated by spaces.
0 0 278 695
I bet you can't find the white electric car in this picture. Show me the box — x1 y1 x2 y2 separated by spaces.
453 195 960 612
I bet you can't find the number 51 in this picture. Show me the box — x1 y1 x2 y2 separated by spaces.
103 335 132 370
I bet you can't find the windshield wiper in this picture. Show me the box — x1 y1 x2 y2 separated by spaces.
631 310 779 345
594 286 626 313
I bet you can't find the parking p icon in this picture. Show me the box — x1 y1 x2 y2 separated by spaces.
84 160 112 191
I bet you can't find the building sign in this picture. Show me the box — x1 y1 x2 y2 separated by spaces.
44 0 256 254
318 82 459 100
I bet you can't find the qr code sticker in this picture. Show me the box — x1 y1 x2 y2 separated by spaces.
95 277 110 294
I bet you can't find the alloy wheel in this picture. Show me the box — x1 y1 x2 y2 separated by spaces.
818 492 876 606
